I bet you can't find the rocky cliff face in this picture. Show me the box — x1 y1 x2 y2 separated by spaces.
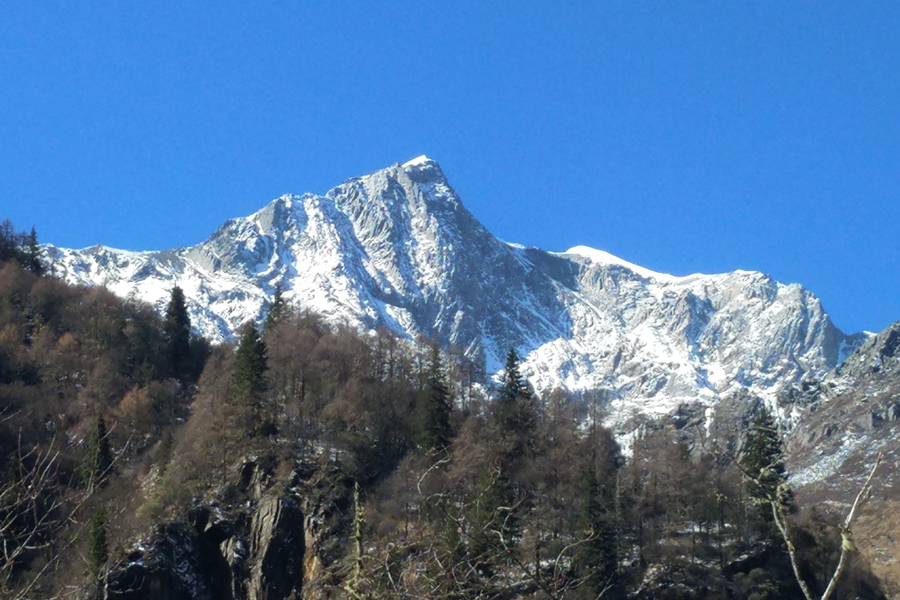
786 321 900 487
45 156 866 430
107 461 353 600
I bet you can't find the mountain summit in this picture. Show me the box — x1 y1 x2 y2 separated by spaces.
47 157 865 428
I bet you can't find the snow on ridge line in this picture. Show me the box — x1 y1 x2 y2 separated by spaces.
402 155 433 168
59 244 155 257
563 245 706 284
42 155 859 440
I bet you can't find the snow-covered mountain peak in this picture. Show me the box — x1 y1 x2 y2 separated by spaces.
46 157 867 432
402 154 435 168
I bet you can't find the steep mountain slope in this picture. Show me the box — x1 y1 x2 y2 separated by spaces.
784 321 900 589
46 156 865 428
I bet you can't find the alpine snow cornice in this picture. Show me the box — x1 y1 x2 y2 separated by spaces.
46 156 867 426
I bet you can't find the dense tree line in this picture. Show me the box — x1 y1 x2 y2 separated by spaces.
161 306 885 599
0 218 888 599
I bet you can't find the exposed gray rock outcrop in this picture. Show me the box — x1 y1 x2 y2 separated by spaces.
247 495 303 600
106 460 356 600
109 495 304 598
45 157 867 431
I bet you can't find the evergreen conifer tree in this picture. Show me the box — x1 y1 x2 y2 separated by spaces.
163 286 192 380
232 322 269 435
576 463 618 594
263 284 288 334
87 508 109 577
80 415 113 491
24 227 43 275
493 348 537 457
741 406 793 528
416 345 453 453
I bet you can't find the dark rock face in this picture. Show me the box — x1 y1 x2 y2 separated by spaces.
106 460 356 600
295 465 356 600
108 522 233 600
247 496 304 600
108 494 305 600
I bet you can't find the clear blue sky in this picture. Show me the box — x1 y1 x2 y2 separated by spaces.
1 2 898 335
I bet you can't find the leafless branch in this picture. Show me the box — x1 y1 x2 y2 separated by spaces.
1 430 134 600
820 452 882 600
698 426 884 600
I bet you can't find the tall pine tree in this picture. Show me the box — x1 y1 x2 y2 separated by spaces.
416 345 453 453
467 347 537 576
80 415 113 491
741 406 793 531
24 227 43 275
232 322 269 436
163 286 192 380
263 284 288 334
576 460 618 594
87 508 109 577
492 348 537 459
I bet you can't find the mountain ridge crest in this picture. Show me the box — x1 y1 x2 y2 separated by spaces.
45 156 866 429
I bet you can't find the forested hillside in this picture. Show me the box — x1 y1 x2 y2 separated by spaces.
0 221 888 599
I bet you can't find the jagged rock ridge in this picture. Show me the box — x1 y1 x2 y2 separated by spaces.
46 156 866 428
